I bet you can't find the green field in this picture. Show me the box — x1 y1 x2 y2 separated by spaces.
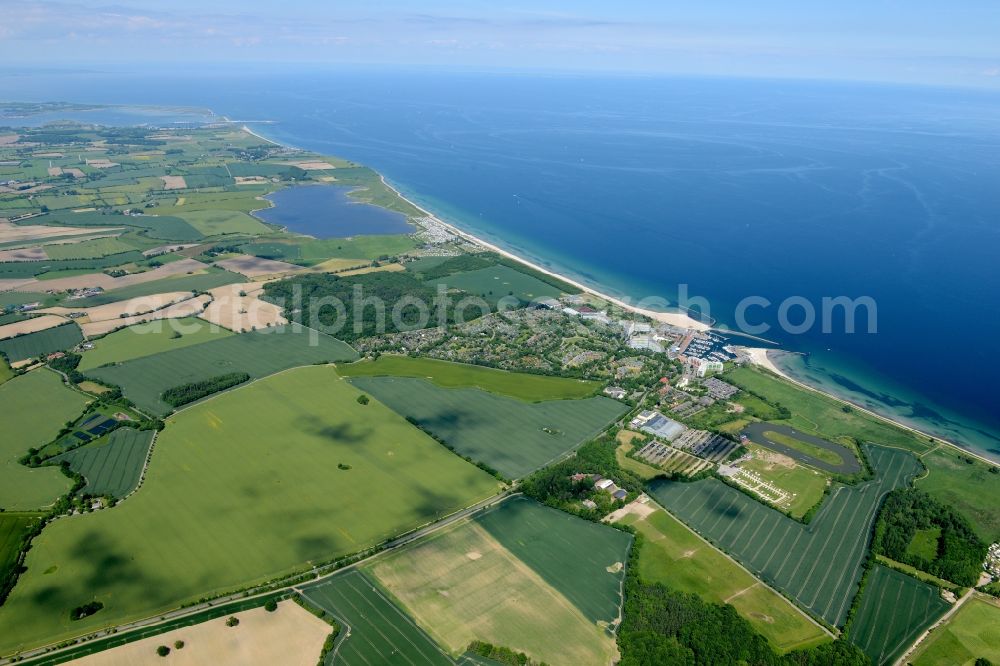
648 444 921 626
0 323 83 362
368 498 625 666
431 264 564 305
739 445 830 519
37 211 203 242
618 508 829 653
0 370 90 510
0 252 145 279
725 366 933 454
847 564 951 665
338 355 600 401
616 442 662 481
0 366 501 655
477 496 631 624
79 317 234 371
917 447 1000 542
176 209 271 236
907 527 942 561
87 326 358 415
43 237 135 260
0 356 12 385
51 428 155 498
243 234 416 264
348 376 627 479
911 596 1000 666
302 570 453 666
0 513 43 593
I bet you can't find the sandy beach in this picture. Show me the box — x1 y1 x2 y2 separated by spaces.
379 176 711 331
240 124 997 464
240 123 709 331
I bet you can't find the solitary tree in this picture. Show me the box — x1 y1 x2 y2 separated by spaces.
264 599 278 612
156 645 170 657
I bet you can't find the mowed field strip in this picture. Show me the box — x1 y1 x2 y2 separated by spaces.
348 376 627 479
368 497 630 666
87 326 358 415
617 507 829 652
648 444 921 626
847 565 951 666
302 570 453 666
337 355 601 402
0 369 90 510
52 428 155 499
0 366 502 655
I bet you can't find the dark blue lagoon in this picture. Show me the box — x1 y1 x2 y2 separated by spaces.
254 185 413 238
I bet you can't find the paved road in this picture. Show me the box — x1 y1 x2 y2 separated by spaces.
742 422 862 474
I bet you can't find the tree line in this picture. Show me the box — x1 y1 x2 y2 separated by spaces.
161 372 251 408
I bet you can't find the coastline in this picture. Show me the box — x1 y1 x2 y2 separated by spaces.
243 120 709 331
239 123 995 466
745 348 998 467
378 175 712 332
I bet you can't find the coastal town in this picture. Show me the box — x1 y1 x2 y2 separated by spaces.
0 109 998 666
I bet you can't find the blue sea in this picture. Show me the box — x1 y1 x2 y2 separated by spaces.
2 66 998 460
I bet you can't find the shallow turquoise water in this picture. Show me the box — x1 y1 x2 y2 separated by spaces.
2 68 998 459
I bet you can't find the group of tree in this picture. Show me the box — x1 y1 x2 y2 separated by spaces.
872 488 988 586
161 372 251 408
520 433 644 518
262 272 490 343
467 640 549 666
69 601 103 621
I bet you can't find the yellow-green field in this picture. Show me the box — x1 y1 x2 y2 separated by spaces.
0 366 501 656
0 369 90 510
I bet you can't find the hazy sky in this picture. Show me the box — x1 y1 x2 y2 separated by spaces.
1 1 999 87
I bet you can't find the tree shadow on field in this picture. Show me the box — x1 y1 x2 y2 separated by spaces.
294 533 338 562
713 502 743 519
31 530 170 613
416 404 486 431
300 415 373 445
409 484 466 519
